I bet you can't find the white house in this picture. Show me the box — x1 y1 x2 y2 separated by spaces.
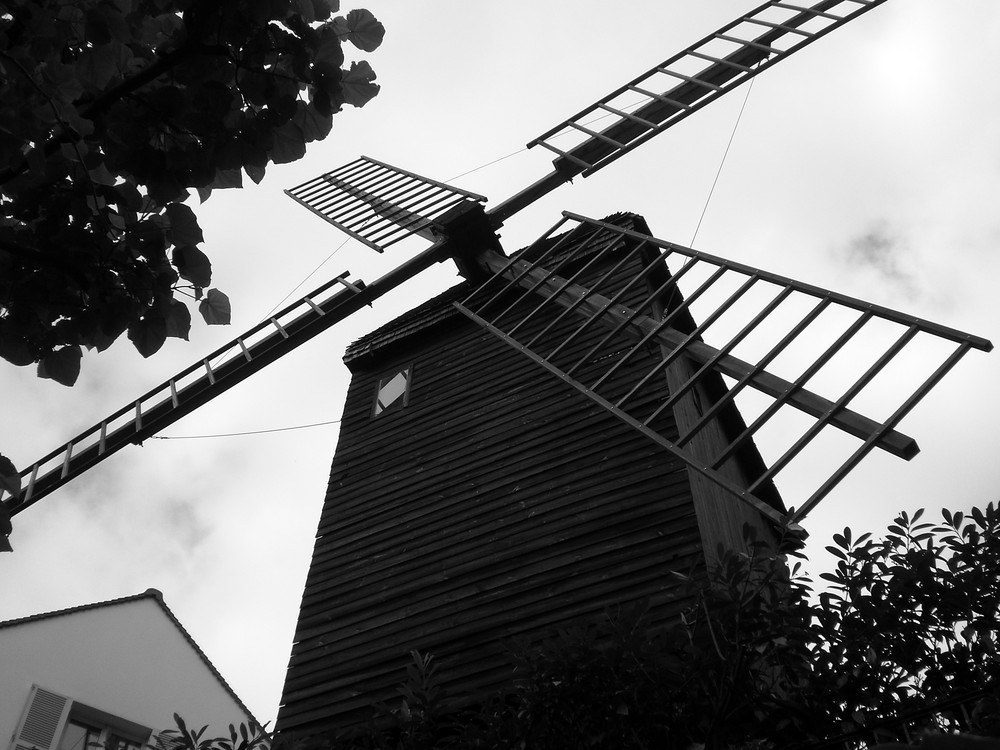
1 589 256 750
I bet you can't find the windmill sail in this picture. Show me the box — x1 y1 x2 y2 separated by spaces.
0 229 466 516
454 214 992 524
490 0 890 223
286 157 488 253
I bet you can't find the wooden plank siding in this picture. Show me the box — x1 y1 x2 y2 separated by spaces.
276 214 784 735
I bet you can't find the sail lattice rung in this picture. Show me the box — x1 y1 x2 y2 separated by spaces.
1 271 372 513
527 0 890 178
286 156 487 253
455 214 992 525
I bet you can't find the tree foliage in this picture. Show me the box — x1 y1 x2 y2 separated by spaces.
0 0 384 385
243 504 1000 749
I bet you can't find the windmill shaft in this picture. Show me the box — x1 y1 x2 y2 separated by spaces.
477 249 917 460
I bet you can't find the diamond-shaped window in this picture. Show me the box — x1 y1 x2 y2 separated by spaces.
373 365 412 417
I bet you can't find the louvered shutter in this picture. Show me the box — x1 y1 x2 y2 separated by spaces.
9 685 72 750
146 730 179 750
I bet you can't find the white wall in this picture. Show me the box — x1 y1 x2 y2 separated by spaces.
0 596 253 748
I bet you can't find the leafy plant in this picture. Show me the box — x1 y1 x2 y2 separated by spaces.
670 524 818 747
156 714 271 750
0 0 384 384
807 505 1000 736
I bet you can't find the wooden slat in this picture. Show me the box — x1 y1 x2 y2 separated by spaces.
297 475 695 637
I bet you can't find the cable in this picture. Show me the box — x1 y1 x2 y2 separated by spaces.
259 235 352 322
445 95 654 183
690 75 756 247
151 418 342 440
446 147 528 182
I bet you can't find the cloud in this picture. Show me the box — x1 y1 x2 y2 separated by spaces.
841 223 919 302
162 498 211 553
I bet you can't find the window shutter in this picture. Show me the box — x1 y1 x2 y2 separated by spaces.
147 730 179 750
9 685 72 750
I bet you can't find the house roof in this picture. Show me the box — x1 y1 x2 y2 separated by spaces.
0 589 258 728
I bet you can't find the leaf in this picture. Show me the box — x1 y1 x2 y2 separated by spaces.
269 121 306 164
42 62 85 109
86 8 112 45
245 163 266 184
207 168 243 189
88 161 118 186
0 454 21 498
291 0 315 22
295 101 333 143
76 42 132 91
341 9 384 52
0 325 35 366
37 346 83 386
113 180 143 211
164 299 191 340
128 315 167 358
331 16 349 38
314 25 346 68
172 245 212 287
199 289 231 325
313 0 338 20
340 60 379 108
166 203 205 246
238 67 272 107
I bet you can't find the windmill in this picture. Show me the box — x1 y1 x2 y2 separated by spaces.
0 0 993 730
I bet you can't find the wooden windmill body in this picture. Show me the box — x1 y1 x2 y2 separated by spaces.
0 0 993 731
275 212 790 732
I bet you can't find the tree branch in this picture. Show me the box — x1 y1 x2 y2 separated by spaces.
0 42 227 187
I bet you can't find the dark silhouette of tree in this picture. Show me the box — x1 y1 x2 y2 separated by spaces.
0 0 384 386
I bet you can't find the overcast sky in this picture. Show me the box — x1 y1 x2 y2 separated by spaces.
2 0 999 727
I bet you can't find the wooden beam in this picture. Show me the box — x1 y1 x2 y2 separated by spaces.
478 250 918 460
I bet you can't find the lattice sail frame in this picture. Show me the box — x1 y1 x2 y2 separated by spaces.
286 157 488 253
455 214 992 525
0 272 375 513
529 0 889 177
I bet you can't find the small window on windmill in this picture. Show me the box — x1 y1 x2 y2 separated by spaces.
373 365 412 417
